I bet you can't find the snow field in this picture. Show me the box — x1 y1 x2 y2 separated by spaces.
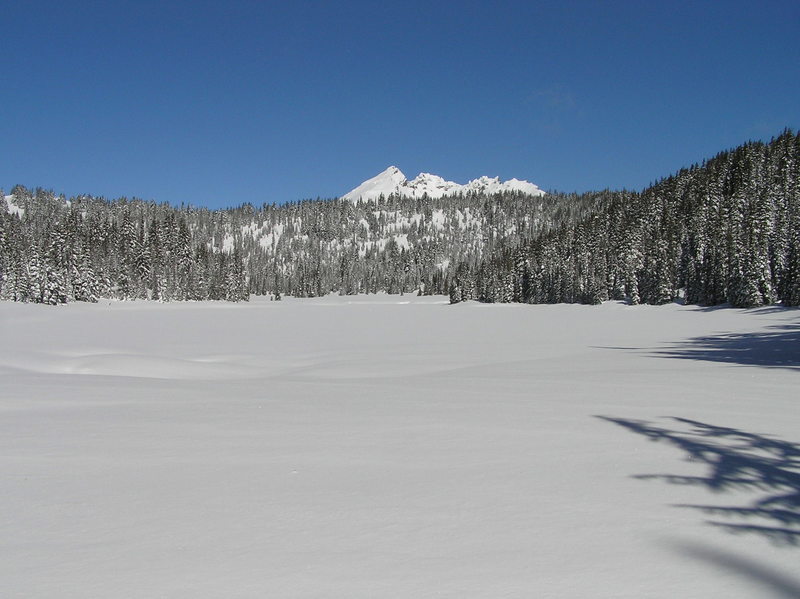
0 296 798 598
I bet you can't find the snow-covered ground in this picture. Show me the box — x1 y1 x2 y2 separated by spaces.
1 296 798 598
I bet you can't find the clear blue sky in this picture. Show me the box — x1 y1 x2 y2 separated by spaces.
2 1 799 208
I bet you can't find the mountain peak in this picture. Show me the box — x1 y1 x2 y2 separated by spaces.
341 168 543 202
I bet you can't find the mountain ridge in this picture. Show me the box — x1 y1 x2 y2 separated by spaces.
341 166 544 202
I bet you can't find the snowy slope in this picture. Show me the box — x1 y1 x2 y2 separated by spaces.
342 167 544 201
0 297 798 598
341 166 409 202
4 194 24 217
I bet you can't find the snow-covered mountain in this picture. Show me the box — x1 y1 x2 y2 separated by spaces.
341 166 544 202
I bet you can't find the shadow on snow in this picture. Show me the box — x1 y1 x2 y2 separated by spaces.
597 416 800 548
650 323 800 370
666 541 800 598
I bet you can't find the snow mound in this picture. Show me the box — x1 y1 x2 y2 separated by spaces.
0 350 264 380
342 167 544 202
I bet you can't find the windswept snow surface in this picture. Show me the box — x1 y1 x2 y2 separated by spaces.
342 167 544 201
1 297 798 598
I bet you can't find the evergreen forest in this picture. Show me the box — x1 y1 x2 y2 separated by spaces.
1 130 798 308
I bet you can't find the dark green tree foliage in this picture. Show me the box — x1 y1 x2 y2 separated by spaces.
0 132 797 307
473 131 800 308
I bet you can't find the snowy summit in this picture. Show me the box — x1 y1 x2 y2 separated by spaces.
341 166 544 202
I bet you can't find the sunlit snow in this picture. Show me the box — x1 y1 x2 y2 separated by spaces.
1 296 798 598
4 194 24 218
341 167 544 202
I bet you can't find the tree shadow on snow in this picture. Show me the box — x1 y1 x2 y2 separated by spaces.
665 541 800 598
651 323 800 370
597 416 800 548
688 304 798 315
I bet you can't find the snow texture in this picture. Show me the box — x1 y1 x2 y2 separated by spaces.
1 297 798 598
4 194 24 217
342 166 544 202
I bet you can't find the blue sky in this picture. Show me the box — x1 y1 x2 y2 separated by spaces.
2 1 799 208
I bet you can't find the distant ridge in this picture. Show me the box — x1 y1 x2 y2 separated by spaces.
341 166 544 202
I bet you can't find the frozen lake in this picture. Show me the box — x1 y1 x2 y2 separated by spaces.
1 295 798 597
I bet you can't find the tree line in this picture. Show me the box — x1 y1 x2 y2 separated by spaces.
1 130 797 308
451 130 800 308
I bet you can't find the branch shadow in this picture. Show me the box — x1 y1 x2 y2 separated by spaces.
597 416 800 547
652 323 800 370
686 304 798 314
665 541 800 598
